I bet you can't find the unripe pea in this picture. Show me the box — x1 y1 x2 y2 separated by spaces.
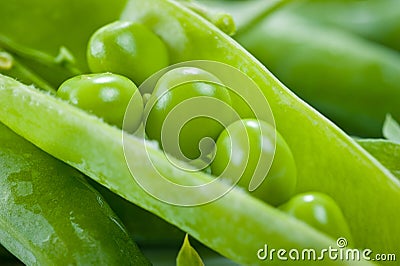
279 192 354 244
211 119 297 206
144 67 234 162
57 73 143 132
87 21 169 84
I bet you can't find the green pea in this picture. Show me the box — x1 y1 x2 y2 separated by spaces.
57 73 143 132
211 119 297 206
279 192 354 244
87 21 169 84
144 67 233 161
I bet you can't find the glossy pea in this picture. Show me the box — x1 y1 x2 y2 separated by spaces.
211 119 297 206
144 67 234 161
57 73 143 132
279 192 354 244
87 21 169 85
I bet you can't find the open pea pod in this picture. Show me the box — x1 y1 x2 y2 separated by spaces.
119 0 399 251
0 0 398 264
0 123 149 265
0 75 349 265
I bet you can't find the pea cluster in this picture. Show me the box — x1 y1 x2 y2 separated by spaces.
57 20 353 243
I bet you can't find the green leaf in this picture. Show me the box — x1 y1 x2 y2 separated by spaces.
177 235 204 266
383 114 400 143
358 139 400 180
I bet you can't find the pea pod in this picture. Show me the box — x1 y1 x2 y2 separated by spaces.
357 139 400 180
0 75 347 266
0 123 149 265
91 180 185 247
208 0 400 137
209 0 400 52
0 0 398 265
286 0 400 52
121 0 399 252
234 9 400 137
356 115 400 180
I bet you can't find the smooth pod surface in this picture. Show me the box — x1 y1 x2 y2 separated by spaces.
0 122 149 265
235 9 400 137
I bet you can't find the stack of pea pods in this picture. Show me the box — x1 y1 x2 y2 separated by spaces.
0 0 399 265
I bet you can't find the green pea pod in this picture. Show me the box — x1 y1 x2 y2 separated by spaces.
209 0 400 53
122 0 399 253
0 123 149 265
0 0 399 265
357 139 400 180
233 8 400 137
90 180 185 247
357 115 400 179
0 76 369 265
286 0 400 52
